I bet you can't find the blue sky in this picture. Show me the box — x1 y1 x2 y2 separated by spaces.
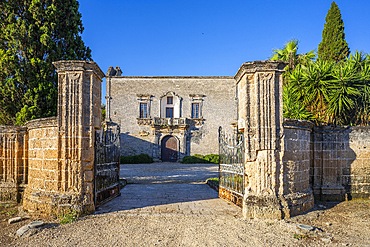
78 0 370 98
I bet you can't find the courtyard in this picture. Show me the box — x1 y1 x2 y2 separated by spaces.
0 162 369 246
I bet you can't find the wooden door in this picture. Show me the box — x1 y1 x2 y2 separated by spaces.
161 136 178 162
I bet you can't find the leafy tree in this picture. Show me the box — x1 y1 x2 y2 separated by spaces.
318 1 350 62
0 0 91 125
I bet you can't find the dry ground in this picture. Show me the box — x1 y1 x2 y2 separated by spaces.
1 199 369 247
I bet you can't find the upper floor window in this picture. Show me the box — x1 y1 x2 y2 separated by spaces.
166 107 174 118
140 103 148 118
191 103 200 118
160 92 181 118
189 94 205 119
137 94 152 119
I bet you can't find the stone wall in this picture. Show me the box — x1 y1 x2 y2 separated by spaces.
281 120 314 217
0 61 105 217
22 118 59 214
0 126 28 202
312 126 370 200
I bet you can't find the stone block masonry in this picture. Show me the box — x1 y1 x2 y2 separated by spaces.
0 126 28 202
312 126 370 201
107 75 237 161
21 61 105 216
236 61 315 219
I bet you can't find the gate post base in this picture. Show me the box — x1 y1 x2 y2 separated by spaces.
243 191 314 219
23 190 95 217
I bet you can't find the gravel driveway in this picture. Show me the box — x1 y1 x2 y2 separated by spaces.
5 162 370 247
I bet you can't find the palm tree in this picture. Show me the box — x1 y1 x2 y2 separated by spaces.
271 40 315 71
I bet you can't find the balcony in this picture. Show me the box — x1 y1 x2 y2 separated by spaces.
153 117 191 127
137 117 199 128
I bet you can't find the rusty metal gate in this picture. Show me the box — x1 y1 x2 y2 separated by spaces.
94 122 121 207
218 126 245 207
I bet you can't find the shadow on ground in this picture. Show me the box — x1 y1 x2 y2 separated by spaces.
95 162 220 214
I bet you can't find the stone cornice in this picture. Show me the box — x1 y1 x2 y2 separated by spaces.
25 117 58 130
53 60 105 80
234 60 286 83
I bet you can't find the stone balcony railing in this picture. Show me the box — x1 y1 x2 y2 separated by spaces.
153 117 191 127
137 117 192 127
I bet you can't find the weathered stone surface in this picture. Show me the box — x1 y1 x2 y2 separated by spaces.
107 74 236 160
8 216 22 224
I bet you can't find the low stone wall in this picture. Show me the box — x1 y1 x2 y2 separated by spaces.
22 117 60 214
281 120 314 217
312 126 370 200
0 125 28 202
347 127 370 199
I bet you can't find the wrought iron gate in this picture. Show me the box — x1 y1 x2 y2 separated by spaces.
218 126 245 207
94 122 121 206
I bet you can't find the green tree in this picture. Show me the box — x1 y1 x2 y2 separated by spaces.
271 40 315 71
318 1 350 62
0 0 91 125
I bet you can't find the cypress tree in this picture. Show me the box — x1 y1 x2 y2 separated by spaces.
318 1 350 62
0 0 91 125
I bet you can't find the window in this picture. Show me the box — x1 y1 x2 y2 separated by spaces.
189 94 205 119
191 103 200 118
140 103 148 118
137 94 152 120
166 107 174 118
160 92 181 118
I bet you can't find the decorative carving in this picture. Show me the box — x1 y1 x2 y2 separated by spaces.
137 118 152 125
192 118 205 126
68 73 81 82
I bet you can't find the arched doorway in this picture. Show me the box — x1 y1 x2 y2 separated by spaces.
161 135 178 162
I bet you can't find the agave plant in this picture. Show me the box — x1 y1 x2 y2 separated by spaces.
327 55 362 125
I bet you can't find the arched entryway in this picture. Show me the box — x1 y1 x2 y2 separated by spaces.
161 135 178 162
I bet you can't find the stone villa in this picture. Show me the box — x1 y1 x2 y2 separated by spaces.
106 67 237 161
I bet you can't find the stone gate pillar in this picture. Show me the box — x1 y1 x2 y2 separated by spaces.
235 61 314 219
54 60 104 214
23 61 104 216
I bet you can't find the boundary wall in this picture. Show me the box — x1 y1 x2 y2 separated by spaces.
0 61 104 217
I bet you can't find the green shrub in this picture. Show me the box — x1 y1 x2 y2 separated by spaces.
120 153 153 164
59 211 78 225
181 154 219 164
204 154 219 164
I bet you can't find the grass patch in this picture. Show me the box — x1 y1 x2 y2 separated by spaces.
120 153 153 164
181 154 219 164
58 211 78 225
293 233 308 240
0 203 18 218
206 177 219 191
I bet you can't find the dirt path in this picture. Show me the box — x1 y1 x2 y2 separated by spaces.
1 163 370 246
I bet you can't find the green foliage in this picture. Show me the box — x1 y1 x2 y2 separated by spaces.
59 210 78 225
120 154 154 164
318 2 350 62
101 104 106 121
0 0 91 125
181 154 219 164
283 51 370 126
293 233 308 240
271 40 315 72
